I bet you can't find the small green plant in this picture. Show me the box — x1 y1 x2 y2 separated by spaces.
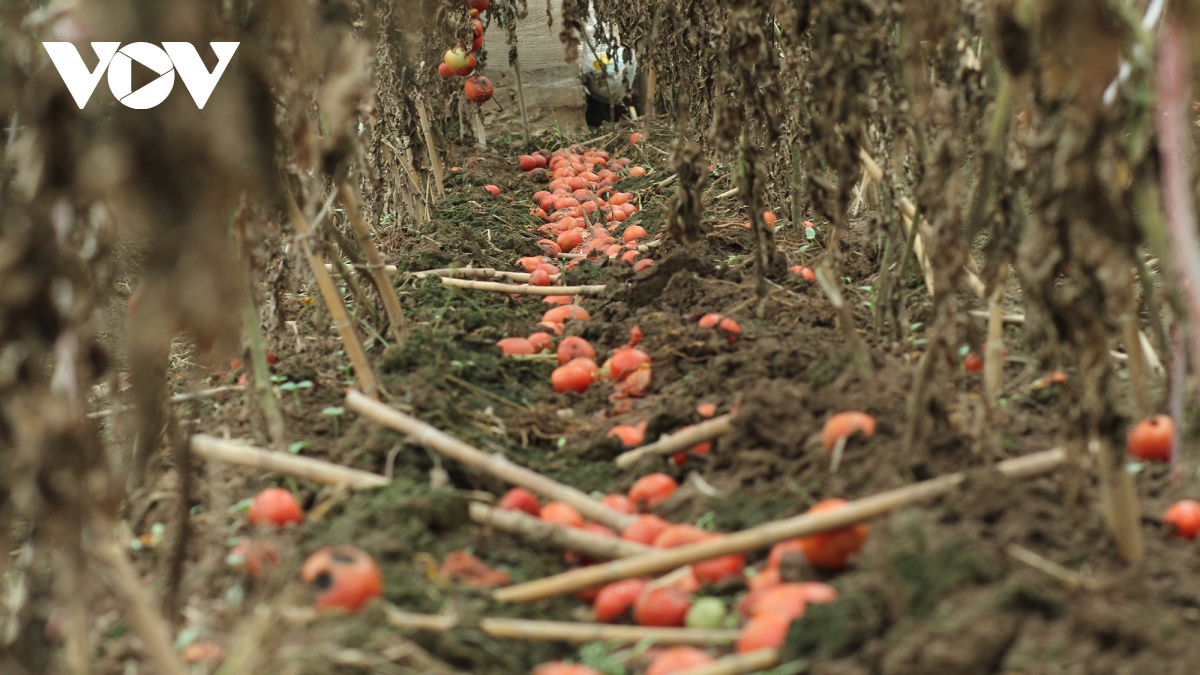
322 406 345 437
287 440 311 455
278 379 313 406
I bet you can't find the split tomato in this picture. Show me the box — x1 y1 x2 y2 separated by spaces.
821 412 877 453
557 336 596 364
593 578 647 622
607 421 648 447
796 498 868 571
633 586 691 627
301 546 384 612
629 473 677 510
736 614 791 653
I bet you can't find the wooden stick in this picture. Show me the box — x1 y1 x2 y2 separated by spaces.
815 265 873 378
1006 545 1095 590
340 183 407 344
416 98 446 200
470 502 652 559
615 415 734 468
478 618 740 645
495 447 1066 603
288 191 379 398
435 276 610 296
716 187 739 200
347 391 636 531
190 434 391 489
1093 436 1144 563
90 529 187 675
412 268 560 283
676 648 779 675
384 605 460 632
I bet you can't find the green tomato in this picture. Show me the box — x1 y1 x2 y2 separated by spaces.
685 597 727 629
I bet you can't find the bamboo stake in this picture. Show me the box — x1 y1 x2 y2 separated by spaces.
495 447 1066 603
412 268 561 283
384 605 460 632
190 434 391 489
615 415 734 468
436 277 610 296
479 618 740 645
347 391 637 531
512 51 532 147
1092 436 1144 563
416 98 446 199
716 187 739 200
89 529 187 675
984 284 1006 408
676 648 779 675
287 191 379 398
470 502 652 559
339 184 407 344
815 265 873 378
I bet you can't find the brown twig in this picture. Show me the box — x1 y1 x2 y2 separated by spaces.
478 618 740 645
339 183 407 344
470 502 652 559
190 434 391 489
435 276 610 296
614 415 734 468
86 385 245 419
495 447 1066 602
287 189 380 398
1092 436 1144 563
676 648 779 675
347 391 637 531
815 264 873 378
1006 544 1096 591
89 527 187 675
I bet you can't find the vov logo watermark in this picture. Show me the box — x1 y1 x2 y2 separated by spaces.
43 42 239 110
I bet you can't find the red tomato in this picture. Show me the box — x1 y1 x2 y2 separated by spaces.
483 184 501 196
605 348 651 381
543 304 590 323
691 536 745 585
821 412 877 453
519 156 537 171
629 473 678 510
621 249 639 263
248 487 303 528
633 259 655 272
653 524 708 548
789 265 816 281
228 538 280 580
540 501 584 528
736 614 791 653
300 546 384 612
627 325 643 347
496 337 535 355
516 256 543 272
497 487 541 516
798 581 838 604
557 229 584 253
593 578 647 622
752 584 808 621
551 361 593 393
531 663 601 675
963 351 983 373
646 647 714 675
537 239 562 257
607 421 648 447
629 166 647 177
698 313 722 328
557 336 596 364
697 403 717 418
618 364 653 398
467 0 490 11
633 586 691 627
527 332 554 352
437 62 455 78
628 133 643 144
1127 414 1175 462
1164 499 1200 539
717 318 741 342
464 76 493 103
529 270 552 286
623 225 647 242
621 515 671 545
601 493 637 515
797 499 869 571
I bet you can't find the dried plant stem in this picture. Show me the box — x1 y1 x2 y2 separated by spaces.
495 447 1065 602
643 66 656 140
435 277 610 296
87 385 244 419
287 191 379 398
1006 545 1095 590
347 390 636 531
1121 312 1153 420
411 268 560 283
339 184 407 344
243 291 285 447
417 98 446 199
190 434 390 489
89 529 187 675
470 106 488 148
384 605 460 632
1092 436 1144 563
815 265 873 378
478 618 740 645
614 414 734 468
1158 19 1200 383
511 51 532 146
470 502 652 558
676 649 780 675
984 284 1006 408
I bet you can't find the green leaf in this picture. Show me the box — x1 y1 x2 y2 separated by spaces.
805 226 816 240
296 380 314 390
321 406 345 417
287 441 311 455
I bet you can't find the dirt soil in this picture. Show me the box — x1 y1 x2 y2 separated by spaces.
78 124 1200 675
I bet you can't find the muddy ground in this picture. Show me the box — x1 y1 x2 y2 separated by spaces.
62 123 1200 675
